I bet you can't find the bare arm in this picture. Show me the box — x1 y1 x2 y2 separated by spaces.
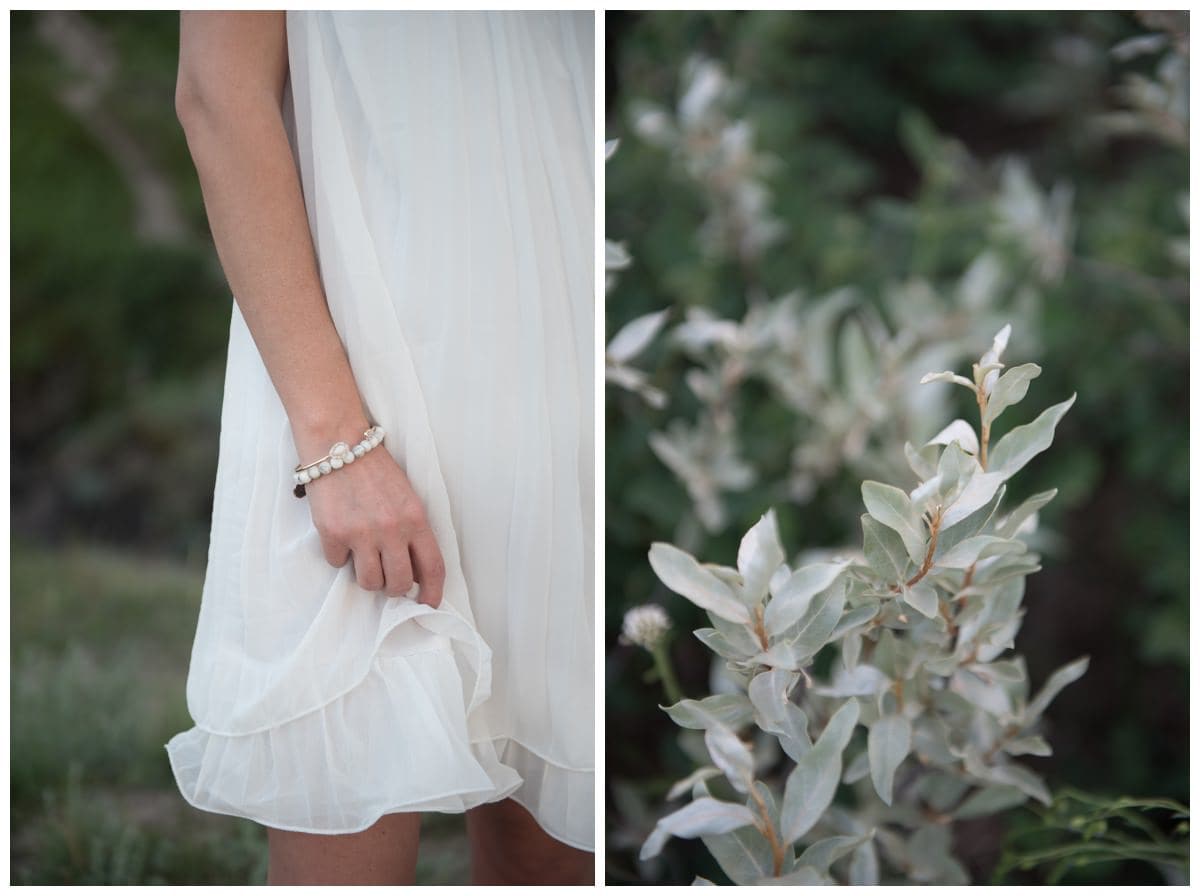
176 11 444 606
175 11 360 455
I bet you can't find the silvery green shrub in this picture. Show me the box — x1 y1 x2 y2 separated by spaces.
638 326 1087 885
619 55 1072 537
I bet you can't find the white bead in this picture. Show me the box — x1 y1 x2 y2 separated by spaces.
330 441 350 457
318 460 332 475
342 451 355 464
353 444 367 458
330 456 343 469
299 470 311 484
308 466 320 479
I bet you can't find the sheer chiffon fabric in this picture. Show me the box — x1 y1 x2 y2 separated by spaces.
165 11 595 851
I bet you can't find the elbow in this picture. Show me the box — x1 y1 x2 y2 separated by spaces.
174 73 208 133
174 74 281 137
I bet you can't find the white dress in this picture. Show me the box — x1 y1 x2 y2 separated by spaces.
165 11 594 853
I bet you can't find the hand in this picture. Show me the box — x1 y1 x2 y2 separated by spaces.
302 437 446 608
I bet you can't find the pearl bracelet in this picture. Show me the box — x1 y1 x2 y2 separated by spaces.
292 424 386 498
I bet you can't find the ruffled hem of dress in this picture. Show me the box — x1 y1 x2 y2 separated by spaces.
165 640 594 851
486 735 594 852
166 641 523 832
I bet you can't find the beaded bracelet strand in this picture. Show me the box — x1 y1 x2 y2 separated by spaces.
292 424 386 498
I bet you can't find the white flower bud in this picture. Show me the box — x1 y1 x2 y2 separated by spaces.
621 604 672 651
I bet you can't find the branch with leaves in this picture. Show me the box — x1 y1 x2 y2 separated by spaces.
635 326 1086 885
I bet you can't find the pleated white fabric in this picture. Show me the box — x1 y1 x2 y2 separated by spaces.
166 11 595 852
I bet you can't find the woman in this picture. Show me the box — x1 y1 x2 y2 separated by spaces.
168 11 594 885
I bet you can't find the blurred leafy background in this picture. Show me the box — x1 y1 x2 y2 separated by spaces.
605 10 1188 885
10 10 468 884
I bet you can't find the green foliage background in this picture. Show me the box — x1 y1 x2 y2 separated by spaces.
605 10 1187 885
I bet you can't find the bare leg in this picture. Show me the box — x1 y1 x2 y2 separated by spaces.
266 812 421 885
466 798 592 885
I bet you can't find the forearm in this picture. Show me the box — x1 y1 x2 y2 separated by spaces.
177 90 369 459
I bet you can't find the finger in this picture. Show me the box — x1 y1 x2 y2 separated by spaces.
380 536 415 598
410 530 445 608
351 545 385 593
321 535 351 569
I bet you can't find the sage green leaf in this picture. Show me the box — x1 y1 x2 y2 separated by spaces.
908 473 945 516
967 659 1026 682
752 866 830 885
757 581 846 670
798 831 874 874
920 370 975 390
862 514 910 583
936 441 975 500
962 748 1051 805
1024 655 1089 724
781 700 860 843
737 509 785 606
703 781 792 883
902 583 939 619
935 535 1023 570
840 315 876 403
936 484 1005 556
953 784 1028 819
952 667 1014 719
764 559 850 636
701 823 776 884
919 773 970 811
911 718 957 766
982 322 1011 363
694 627 757 662
813 663 889 698
607 308 669 363
994 764 1052 806
640 797 759 860
872 628 901 679
988 394 1076 481
1004 735 1052 757
650 542 752 624
842 631 862 671
904 441 938 481
666 766 723 800
941 468 1005 528
664 693 755 731
842 747 870 784
705 722 755 793
849 839 880 885
868 714 912 805
984 363 1041 426
862 481 927 565
996 488 1058 538
748 668 810 760
830 603 878 641
927 419 979 455
906 823 970 884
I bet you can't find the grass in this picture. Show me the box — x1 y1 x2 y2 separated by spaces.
10 537 473 884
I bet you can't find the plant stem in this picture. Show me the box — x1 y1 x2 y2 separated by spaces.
650 641 684 705
892 508 943 592
976 385 990 470
748 784 786 877
753 604 769 651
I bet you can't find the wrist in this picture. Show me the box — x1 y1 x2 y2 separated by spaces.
290 407 373 462
291 423 387 498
